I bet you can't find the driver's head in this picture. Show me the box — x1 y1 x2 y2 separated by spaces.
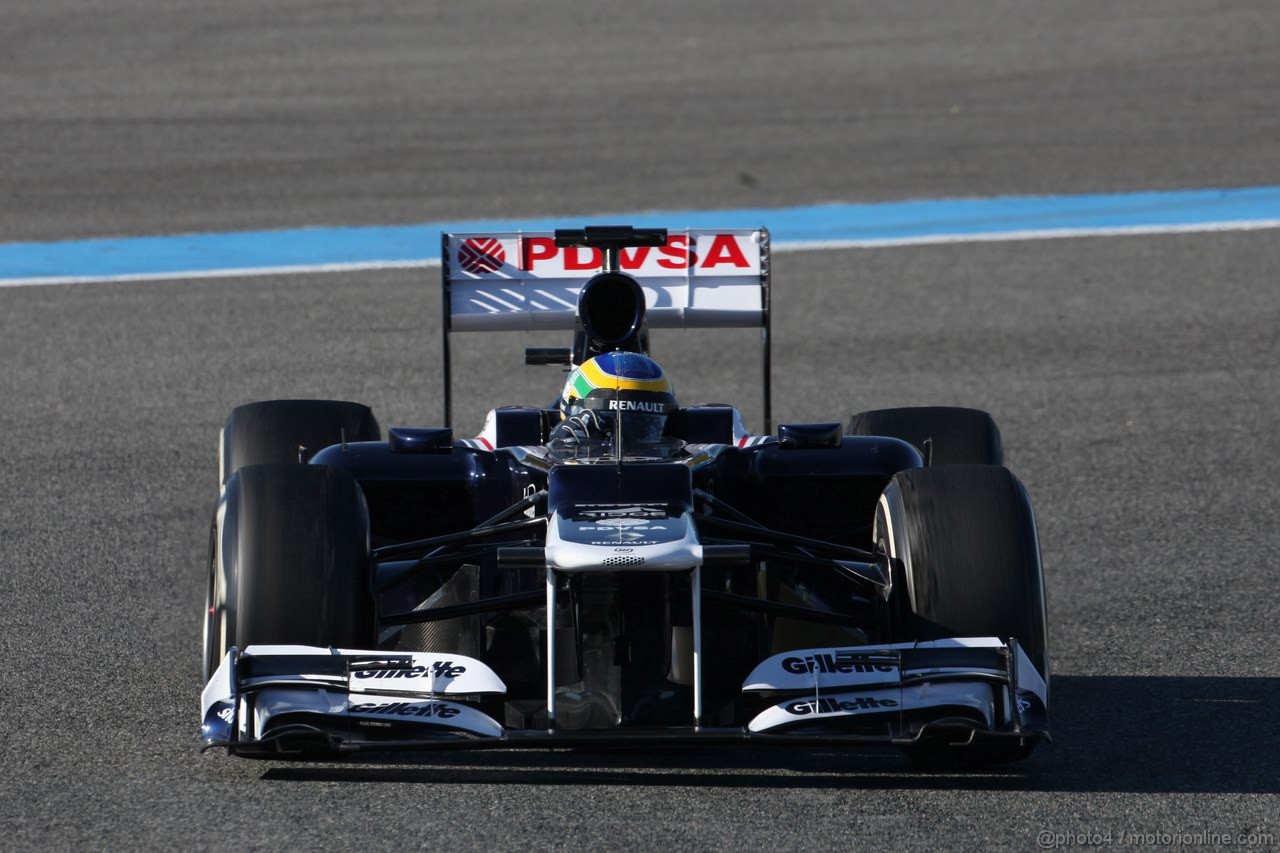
559 352 677 445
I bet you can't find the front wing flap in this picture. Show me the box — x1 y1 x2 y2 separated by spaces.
742 638 1049 743
200 646 508 754
200 638 1048 755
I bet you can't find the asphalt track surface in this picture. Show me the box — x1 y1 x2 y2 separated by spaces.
2 1 1278 850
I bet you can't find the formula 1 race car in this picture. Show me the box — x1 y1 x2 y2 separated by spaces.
200 226 1049 766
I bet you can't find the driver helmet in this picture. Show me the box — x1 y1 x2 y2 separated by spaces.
559 351 677 446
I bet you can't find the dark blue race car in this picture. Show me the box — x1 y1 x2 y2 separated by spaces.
201 226 1049 767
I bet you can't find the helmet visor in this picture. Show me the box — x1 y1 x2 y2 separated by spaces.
618 411 668 447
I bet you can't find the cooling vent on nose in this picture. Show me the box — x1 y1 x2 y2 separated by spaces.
602 555 646 567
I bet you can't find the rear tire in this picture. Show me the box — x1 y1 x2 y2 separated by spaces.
220 400 381 484
848 406 1002 466
204 464 376 681
875 464 1048 766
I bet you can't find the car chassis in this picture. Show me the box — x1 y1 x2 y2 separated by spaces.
201 226 1050 764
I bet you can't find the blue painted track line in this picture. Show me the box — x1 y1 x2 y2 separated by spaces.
2 186 1279 286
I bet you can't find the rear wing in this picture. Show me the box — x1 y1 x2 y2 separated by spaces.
440 228 772 431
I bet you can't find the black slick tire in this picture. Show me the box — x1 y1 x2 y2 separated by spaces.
220 399 381 484
848 406 1002 466
874 464 1048 766
204 464 376 681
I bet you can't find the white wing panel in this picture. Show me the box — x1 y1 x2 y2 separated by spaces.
445 230 767 332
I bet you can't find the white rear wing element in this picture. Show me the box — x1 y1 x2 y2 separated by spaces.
444 230 768 332
439 228 772 430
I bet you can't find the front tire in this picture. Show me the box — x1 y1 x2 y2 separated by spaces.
875 464 1048 765
220 399 381 484
848 406 1002 466
204 464 376 681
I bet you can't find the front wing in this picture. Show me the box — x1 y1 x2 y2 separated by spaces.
201 638 1048 756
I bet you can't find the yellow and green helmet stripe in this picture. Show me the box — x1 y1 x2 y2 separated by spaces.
561 352 676 417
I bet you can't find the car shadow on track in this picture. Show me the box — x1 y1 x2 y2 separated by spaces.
259 677 1278 794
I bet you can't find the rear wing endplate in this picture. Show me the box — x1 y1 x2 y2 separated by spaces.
440 228 772 431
